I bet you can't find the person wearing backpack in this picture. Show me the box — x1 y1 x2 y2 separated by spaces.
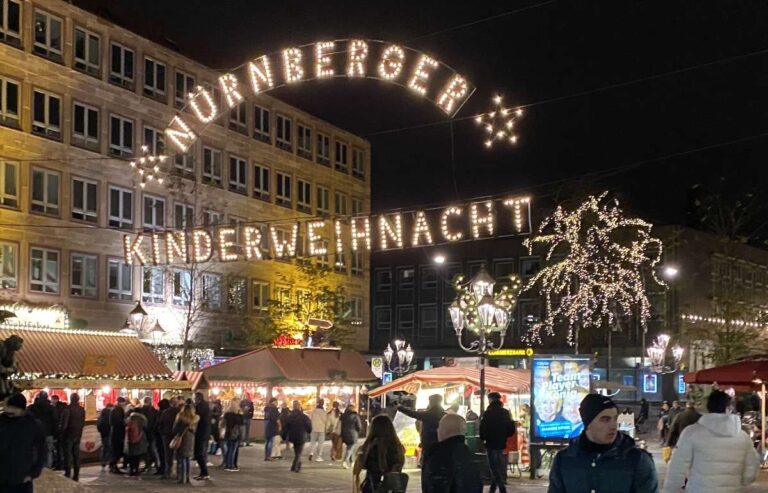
172 403 199 484
96 402 113 470
125 409 148 477
222 399 244 471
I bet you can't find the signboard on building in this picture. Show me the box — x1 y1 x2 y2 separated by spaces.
488 348 534 357
82 355 117 375
371 357 384 378
530 355 592 442
382 371 393 384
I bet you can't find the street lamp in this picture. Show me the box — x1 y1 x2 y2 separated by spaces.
129 301 148 332
449 266 522 413
150 321 165 345
383 339 415 377
647 333 684 373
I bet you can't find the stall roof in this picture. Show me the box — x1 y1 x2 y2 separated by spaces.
172 370 210 390
203 347 377 384
369 366 530 397
683 354 768 387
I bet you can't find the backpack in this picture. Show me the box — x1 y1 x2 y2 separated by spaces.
126 418 143 444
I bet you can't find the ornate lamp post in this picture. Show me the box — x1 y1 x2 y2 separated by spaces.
129 301 148 333
383 339 415 377
448 266 522 413
647 334 684 374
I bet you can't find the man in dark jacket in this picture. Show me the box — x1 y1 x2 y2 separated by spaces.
480 392 516 493
96 402 113 469
548 394 658 493
240 396 254 446
158 397 180 479
108 397 127 474
137 397 159 473
264 398 280 461
424 413 482 493
665 401 701 448
0 394 47 493
282 400 312 473
27 391 55 468
50 394 67 469
397 394 446 493
63 393 85 481
193 392 211 480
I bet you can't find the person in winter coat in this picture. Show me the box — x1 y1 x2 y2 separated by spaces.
424 413 482 493
658 401 670 444
548 394 658 493
193 392 211 480
0 394 46 492
397 394 446 460
479 392 516 493
209 399 223 455
352 414 405 493
664 401 701 449
125 410 148 477
328 401 343 461
264 398 280 461
275 402 291 458
662 390 759 493
28 391 56 468
173 403 198 484
283 400 312 472
96 402 113 469
154 399 169 476
341 404 363 469
222 399 244 471
136 397 159 473
50 394 67 469
309 398 328 461
240 397 254 446
62 393 85 481
159 397 181 479
108 397 127 474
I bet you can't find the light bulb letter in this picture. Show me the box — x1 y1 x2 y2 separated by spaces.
347 39 368 77
247 55 275 94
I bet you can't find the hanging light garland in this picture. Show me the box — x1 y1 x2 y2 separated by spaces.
149 344 215 369
474 95 523 149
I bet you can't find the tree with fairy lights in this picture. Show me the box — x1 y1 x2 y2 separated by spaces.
523 192 665 352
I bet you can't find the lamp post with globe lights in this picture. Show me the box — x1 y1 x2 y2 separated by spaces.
383 339 415 377
646 334 685 374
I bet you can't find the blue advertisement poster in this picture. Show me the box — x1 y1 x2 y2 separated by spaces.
531 355 592 442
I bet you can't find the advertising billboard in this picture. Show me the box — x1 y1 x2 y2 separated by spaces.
531 355 592 442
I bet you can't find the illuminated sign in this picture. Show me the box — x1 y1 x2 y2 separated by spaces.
488 348 534 357
165 39 475 153
272 335 303 348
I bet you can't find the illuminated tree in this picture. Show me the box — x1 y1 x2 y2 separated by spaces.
523 192 665 350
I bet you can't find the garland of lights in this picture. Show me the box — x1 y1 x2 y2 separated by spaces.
149 345 215 369
12 372 173 381
523 192 664 345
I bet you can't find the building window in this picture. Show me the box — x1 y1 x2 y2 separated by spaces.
297 179 311 213
172 269 191 306
317 240 330 269
335 249 347 274
297 123 312 159
229 101 247 134
32 90 61 140
352 148 365 180
253 105 270 143
202 146 222 185
109 42 134 88
521 257 541 280
252 280 269 311
276 172 291 208
253 164 270 201
174 70 195 108
335 140 348 173
30 168 59 215
109 186 133 228
421 267 437 290
30 247 59 293
143 57 166 99
142 194 165 230
72 102 100 151
398 267 415 290
375 307 392 331
109 114 134 157
316 186 330 217
376 269 392 292
0 161 18 208
143 125 165 155
420 305 438 331
228 156 247 194
316 133 330 166
0 241 17 289
174 153 194 177
334 191 348 216
203 210 221 227
397 306 415 331
71 177 97 223
351 197 363 216
227 277 246 313
74 27 100 77
142 267 164 304
70 253 97 298
202 273 221 310
108 259 132 301
0 0 21 48
350 296 363 321
174 203 194 230
0 77 20 127
351 251 363 276
275 114 292 151
33 9 62 62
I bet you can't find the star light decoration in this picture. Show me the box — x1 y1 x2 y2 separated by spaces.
475 95 523 149
522 192 665 346
129 146 168 188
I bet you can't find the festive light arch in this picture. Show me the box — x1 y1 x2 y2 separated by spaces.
164 39 475 153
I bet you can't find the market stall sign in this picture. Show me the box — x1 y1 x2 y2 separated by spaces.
371 357 383 378
488 348 534 357
82 355 117 375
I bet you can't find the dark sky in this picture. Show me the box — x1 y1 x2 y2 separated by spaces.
77 1 768 226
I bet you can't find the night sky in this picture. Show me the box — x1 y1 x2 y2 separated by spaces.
76 1 768 227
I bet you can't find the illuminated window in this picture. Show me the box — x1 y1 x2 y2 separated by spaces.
0 77 19 127
334 140 348 173
352 148 365 180
143 57 166 99
142 194 165 230
253 105 271 143
0 0 21 48
297 123 312 159
72 101 99 151
276 114 292 151
30 167 59 216
227 277 246 313
109 114 134 157
0 161 18 208
32 89 61 140
316 133 330 166
174 70 195 108
33 9 62 62
109 42 134 89
202 146 222 186
74 27 100 77
142 267 164 304
276 172 292 208
71 177 97 223
228 156 247 194
253 164 270 201
108 258 133 301
30 247 59 293
108 186 133 228
70 253 97 298
0 241 17 289
297 179 311 214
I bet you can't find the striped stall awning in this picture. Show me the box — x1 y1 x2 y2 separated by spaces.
369 366 530 397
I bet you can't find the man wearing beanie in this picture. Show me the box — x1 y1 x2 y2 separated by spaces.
480 392 516 493
423 414 482 493
548 393 658 493
0 393 47 492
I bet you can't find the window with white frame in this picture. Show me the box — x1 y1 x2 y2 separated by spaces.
253 105 270 143
174 151 194 176
227 276 246 313
31 168 59 215
275 114 292 151
0 161 18 208
317 185 330 217
335 140 348 173
350 296 363 320
0 77 20 127
109 185 133 228
228 156 247 193
142 194 165 230
297 123 312 159
276 172 291 208
316 132 330 165
352 251 363 276
143 57 166 98
351 197 363 216
202 273 222 310
72 101 99 150
297 179 311 213
0 0 21 47
30 247 59 293
334 191 348 216
202 146 222 185
33 9 62 62
74 27 100 76
109 42 134 88
70 253 97 297
228 216 245 245
32 90 61 139
71 177 97 223
0 241 17 289
109 114 134 156
203 210 221 227
172 269 191 306
253 163 270 201
174 70 195 108
142 267 164 304
251 279 269 311
352 148 365 180
174 203 194 230
143 125 165 155
108 258 132 301
229 101 247 134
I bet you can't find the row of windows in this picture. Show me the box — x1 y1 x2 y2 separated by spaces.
0 1 366 180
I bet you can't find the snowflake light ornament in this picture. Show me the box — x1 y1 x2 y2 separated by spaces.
474 95 523 148
129 146 168 188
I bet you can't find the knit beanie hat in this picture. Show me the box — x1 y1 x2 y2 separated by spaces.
7 393 27 410
437 413 466 442
579 394 618 428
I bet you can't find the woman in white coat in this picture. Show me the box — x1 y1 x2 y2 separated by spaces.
662 390 759 493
